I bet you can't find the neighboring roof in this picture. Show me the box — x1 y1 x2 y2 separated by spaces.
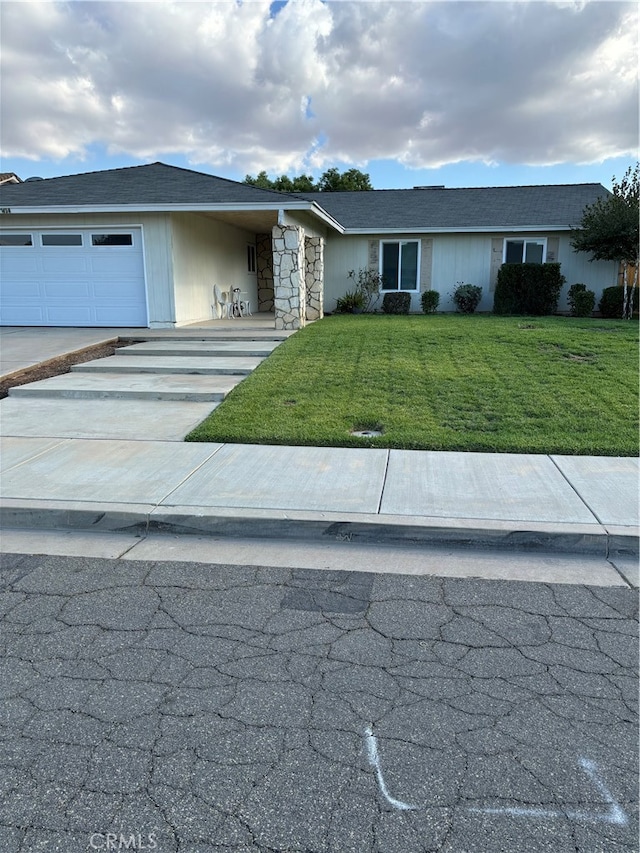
0 161 610 233
0 172 21 185
0 162 296 207
296 183 611 232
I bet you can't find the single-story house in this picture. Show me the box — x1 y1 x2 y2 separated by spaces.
0 162 617 330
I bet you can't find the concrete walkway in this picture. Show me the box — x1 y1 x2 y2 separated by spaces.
1 325 638 582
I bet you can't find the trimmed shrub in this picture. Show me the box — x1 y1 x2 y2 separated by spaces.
382 292 411 314
572 290 596 317
494 263 565 315
452 283 482 314
568 283 595 318
598 285 639 319
421 290 440 314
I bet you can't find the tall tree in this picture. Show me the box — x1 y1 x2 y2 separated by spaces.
317 167 373 192
571 164 639 319
243 167 373 192
243 170 274 190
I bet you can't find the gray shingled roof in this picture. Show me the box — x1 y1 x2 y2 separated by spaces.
0 161 609 231
296 183 611 230
0 162 292 207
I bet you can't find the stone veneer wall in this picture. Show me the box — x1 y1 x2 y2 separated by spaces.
256 233 274 311
305 236 324 321
272 225 306 330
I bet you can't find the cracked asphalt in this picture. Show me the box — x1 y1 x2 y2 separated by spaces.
0 552 637 853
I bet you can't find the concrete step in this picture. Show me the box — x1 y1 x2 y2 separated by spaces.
120 330 292 342
8 372 243 402
73 355 263 375
117 341 281 358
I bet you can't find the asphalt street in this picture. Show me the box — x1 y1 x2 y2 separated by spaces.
0 552 637 853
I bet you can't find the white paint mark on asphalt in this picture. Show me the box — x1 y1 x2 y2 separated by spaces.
363 732 627 826
364 725 418 811
469 757 628 826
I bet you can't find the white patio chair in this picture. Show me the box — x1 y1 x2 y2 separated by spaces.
212 285 232 319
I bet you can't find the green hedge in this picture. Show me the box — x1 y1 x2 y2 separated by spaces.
494 263 565 315
382 292 411 314
598 285 639 319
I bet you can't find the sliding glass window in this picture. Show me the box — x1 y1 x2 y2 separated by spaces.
381 240 420 290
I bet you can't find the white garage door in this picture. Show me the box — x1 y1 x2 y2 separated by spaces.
0 228 148 326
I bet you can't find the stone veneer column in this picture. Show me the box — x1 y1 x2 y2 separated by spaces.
272 225 306 330
256 233 274 311
305 236 324 321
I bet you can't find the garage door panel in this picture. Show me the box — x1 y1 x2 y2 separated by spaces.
94 306 146 324
46 306 94 324
93 279 144 299
41 255 90 274
1 255 39 274
2 279 42 298
90 254 142 276
0 228 147 327
43 282 91 298
1 306 46 324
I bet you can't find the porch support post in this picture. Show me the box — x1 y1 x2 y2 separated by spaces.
256 233 274 311
305 236 324 321
273 224 306 330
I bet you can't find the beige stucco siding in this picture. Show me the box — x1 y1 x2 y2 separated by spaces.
325 231 619 313
431 234 493 311
142 215 174 327
170 213 258 325
323 235 370 311
556 234 618 309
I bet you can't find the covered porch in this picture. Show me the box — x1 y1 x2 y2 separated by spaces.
191 209 327 331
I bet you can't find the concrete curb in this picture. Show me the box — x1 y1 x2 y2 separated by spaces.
2 499 637 557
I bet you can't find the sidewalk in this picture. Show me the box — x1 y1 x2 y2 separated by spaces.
1 327 638 569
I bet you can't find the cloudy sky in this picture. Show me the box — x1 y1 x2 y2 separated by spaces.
1 0 637 189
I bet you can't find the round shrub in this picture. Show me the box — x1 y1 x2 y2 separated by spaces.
598 285 639 319
382 292 411 314
452 283 482 314
568 284 595 317
421 290 440 314
571 290 596 317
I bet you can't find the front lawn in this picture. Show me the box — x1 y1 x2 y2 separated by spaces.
185 315 639 455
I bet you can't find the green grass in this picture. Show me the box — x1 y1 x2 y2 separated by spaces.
185 315 639 455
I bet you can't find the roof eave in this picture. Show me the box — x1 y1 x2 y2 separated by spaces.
308 202 344 234
341 224 574 235
0 200 345 232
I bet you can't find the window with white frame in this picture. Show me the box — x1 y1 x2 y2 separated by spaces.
247 243 257 274
41 234 83 247
380 240 420 290
0 233 32 246
503 238 546 264
92 233 134 246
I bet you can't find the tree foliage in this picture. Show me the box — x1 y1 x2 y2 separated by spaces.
570 164 639 318
316 167 373 192
243 167 373 192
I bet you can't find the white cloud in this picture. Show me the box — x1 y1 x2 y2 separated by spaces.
1 0 637 173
